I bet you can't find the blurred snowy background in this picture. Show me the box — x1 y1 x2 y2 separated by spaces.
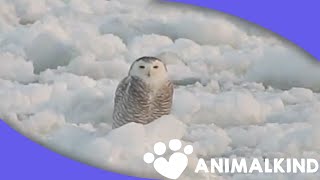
1 0 320 179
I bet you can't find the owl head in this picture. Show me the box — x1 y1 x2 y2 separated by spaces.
129 56 169 82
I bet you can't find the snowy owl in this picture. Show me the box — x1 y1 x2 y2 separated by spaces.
112 56 174 129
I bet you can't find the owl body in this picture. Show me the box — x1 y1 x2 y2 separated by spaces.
112 57 174 129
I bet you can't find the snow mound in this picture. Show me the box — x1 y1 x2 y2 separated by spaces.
1 0 320 179
65 54 129 80
192 91 266 127
246 46 320 91
0 52 35 83
26 32 76 73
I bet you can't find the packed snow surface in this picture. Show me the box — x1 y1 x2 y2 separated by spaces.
1 0 320 179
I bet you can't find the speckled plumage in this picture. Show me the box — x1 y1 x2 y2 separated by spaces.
112 57 174 129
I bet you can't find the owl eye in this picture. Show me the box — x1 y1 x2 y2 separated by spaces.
139 65 145 69
153 65 159 69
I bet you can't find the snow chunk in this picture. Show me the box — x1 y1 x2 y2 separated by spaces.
127 34 173 61
0 1 18 32
65 54 129 80
172 88 201 121
185 124 231 157
76 34 127 60
246 46 320 91
145 115 187 144
22 110 65 136
0 53 35 83
281 87 314 104
12 0 47 24
192 91 265 127
39 70 97 89
26 33 76 73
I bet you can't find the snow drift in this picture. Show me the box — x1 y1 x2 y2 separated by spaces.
0 0 320 179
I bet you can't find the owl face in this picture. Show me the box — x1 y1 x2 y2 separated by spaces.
129 57 168 82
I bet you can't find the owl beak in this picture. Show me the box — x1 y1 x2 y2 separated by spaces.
147 71 151 77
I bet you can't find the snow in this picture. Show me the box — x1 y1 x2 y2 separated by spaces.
191 90 266 127
245 45 320 91
26 32 76 73
1 0 320 179
0 52 35 82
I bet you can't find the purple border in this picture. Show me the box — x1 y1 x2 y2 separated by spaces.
0 120 147 180
166 0 320 61
1 1 320 179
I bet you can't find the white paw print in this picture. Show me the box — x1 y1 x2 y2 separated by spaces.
143 139 193 180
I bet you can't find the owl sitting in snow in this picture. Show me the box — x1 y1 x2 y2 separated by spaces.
112 56 174 129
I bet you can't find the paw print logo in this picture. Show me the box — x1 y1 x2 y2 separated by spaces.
143 139 193 179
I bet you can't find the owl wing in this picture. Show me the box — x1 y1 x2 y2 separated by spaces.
114 76 131 106
114 76 149 106
151 81 174 120
112 76 132 128
112 76 151 128
159 81 174 106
